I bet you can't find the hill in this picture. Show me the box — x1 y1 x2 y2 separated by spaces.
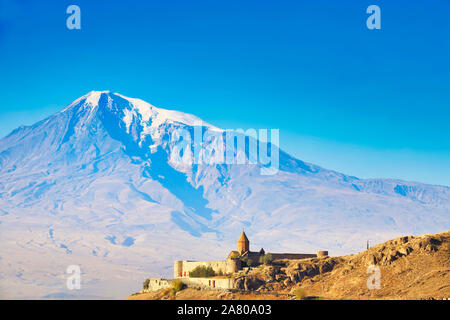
127 230 450 300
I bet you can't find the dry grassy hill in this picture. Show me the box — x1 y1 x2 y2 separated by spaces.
127 230 450 300
285 230 450 299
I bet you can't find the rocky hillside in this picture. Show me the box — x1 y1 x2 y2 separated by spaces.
127 230 450 300
290 230 450 299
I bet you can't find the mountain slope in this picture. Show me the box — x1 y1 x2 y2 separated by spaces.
128 230 450 300
0 91 448 299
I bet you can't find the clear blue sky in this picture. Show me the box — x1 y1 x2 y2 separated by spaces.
0 0 449 186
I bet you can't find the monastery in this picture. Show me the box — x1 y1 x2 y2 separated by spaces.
174 231 328 278
143 232 328 291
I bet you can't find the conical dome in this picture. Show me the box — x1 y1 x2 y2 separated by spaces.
238 231 249 242
237 231 249 253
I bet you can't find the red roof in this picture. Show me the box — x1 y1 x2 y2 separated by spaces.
238 231 249 242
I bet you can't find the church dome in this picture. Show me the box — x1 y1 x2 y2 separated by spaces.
238 231 249 243
237 231 249 253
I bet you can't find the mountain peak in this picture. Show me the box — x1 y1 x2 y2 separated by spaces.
65 91 221 131
63 90 109 112
85 90 108 106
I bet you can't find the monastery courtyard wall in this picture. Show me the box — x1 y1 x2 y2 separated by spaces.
174 260 238 278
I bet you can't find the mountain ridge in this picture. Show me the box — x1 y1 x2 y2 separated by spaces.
0 91 448 299
3 91 448 187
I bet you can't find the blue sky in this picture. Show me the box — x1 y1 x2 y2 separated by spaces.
0 0 449 185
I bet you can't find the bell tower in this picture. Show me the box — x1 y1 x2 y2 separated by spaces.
237 231 249 254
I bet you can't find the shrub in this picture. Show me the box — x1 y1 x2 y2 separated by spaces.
263 253 273 265
172 280 186 293
257 253 273 265
189 265 216 278
143 278 150 289
294 288 307 300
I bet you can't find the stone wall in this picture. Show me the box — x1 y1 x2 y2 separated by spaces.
174 259 239 278
143 278 173 292
142 277 235 292
271 253 317 260
180 277 235 290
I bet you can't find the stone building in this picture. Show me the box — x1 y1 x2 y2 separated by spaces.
143 232 328 292
173 231 327 278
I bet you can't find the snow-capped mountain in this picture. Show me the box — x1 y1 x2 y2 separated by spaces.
0 91 448 299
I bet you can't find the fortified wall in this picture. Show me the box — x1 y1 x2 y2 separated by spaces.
173 233 328 278
174 259 240 278
145 278 172 291
143 277 235 292
144 232 328 293
180 277 234 290
270 253 317 260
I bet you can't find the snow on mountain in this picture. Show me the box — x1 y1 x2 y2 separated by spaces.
0 91 448 299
